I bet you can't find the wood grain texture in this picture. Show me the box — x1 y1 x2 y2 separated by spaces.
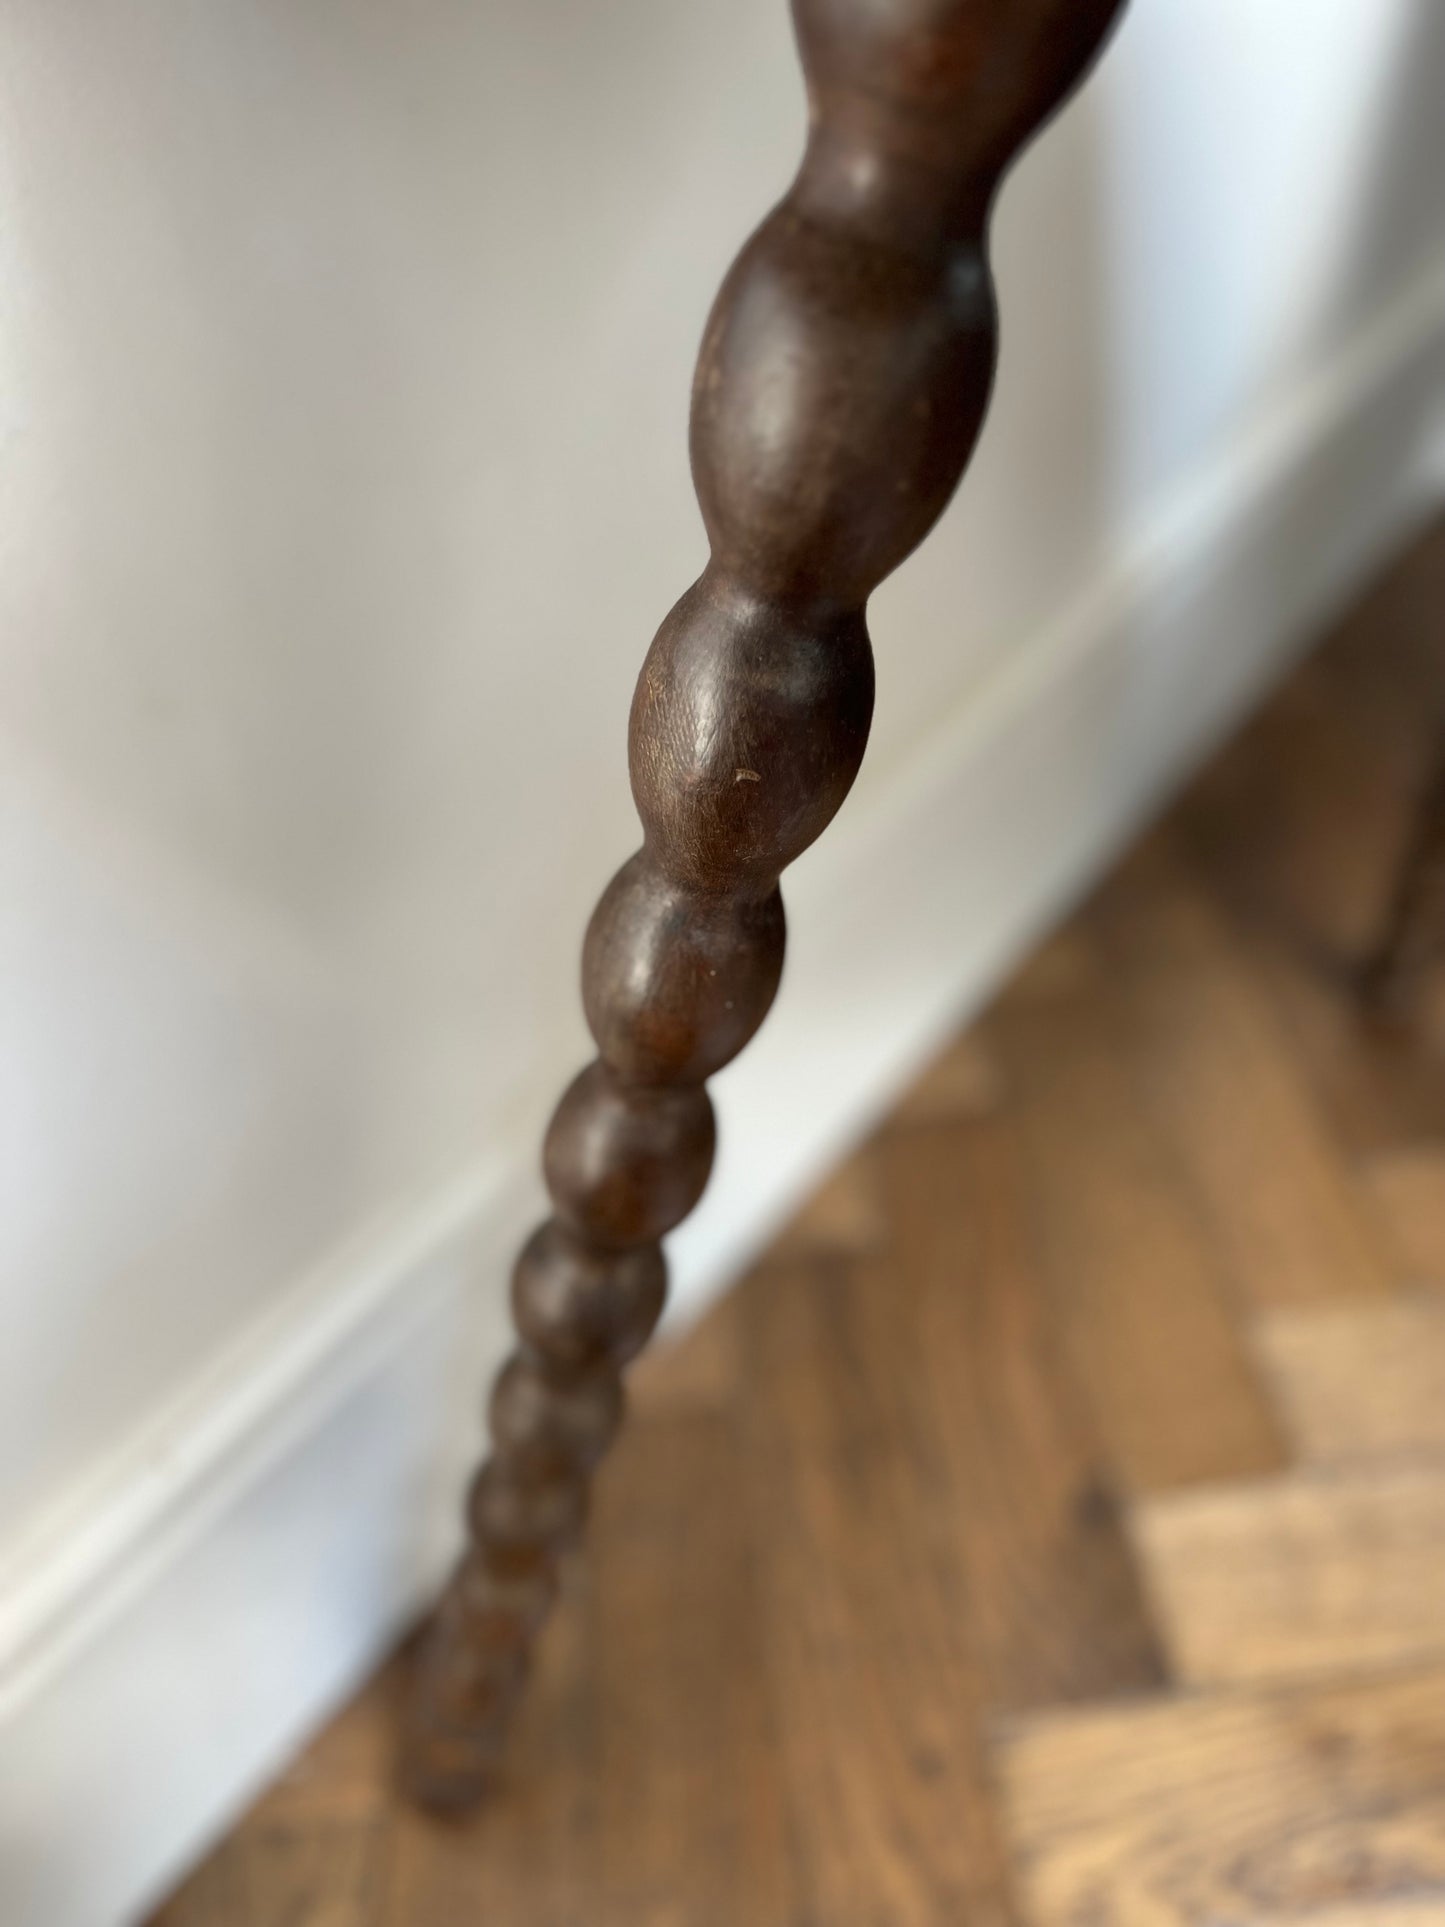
763 1147 890 1262
871 1118 1167 1711
723 1119 1163 1924
886 1029 1008 1129
1174 522 1445 1162
1088 839 1393 1308
405 0 1125 1808
741 1257 1018 1927
591 1412 790 1927
1244 1906 1445 1927
1363 1147 1445 1284
997 1666 1445 1927
150 1680 398 1926
148 1820 383 1927
1238 922 1445 1165
1134 1464 1445 1687
987 989 1286 1493
150 518 1445 1927
626 1286 746 1419
1257 1296 1445 1464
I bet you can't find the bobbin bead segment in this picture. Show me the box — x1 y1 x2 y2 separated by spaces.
511 1220 667 1369
794 0 1124 183
583 853 786 1085
466 1459 589 1558
543 1061 715 1249
421 1610 527 1734
488 1352 623 1473
629 570 875 894
691 211 997 606
453 1557 557 1644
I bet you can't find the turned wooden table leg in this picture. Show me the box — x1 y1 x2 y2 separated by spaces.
402 0 1124 1814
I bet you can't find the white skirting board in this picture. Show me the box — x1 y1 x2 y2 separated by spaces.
4 262 1445 1926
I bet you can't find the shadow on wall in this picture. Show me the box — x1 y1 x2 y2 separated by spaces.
1091 0 1443 523
863 32 1121 781
1322 0 1445 342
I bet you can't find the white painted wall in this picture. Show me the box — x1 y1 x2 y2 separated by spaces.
2 3 1444 1919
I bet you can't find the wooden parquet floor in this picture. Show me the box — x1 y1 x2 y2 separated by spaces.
149 519 1445 1927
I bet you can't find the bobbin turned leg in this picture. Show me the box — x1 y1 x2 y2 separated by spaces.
403 0 1125 1814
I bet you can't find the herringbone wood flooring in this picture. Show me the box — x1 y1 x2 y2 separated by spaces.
149 519 1445 1926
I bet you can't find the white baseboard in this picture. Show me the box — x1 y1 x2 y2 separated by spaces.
3 261 1444 1927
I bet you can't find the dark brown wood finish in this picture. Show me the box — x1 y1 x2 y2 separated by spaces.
404 0 1124 1812
153 516 1445 1927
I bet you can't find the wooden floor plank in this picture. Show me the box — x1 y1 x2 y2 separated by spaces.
382 1562 600 1927
996 1665 1445 1927
1363 1147 1445 1286
887 1027 1008 1129
1311 517 1445 746
1256 1296 1445 1464
591 1410 792 1927
1134 1465 1445 1687
990 927 1103 1010
740 1254 1018 1927
987 991 1287 1494
628 1281 746 1418
872 1118 1166 1711
1176 667 1410 963
1230 926 1445 1166
150 1674 397 1925
149 1817 385 1927
1244 1904 1445 1927
764 1145 891 1263
148 515 1445 1927
1173 518 1445 966
1088 838 1393 1308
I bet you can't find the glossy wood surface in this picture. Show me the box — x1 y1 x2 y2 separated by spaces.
149 519 1445 1926
404 0 1123 1809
